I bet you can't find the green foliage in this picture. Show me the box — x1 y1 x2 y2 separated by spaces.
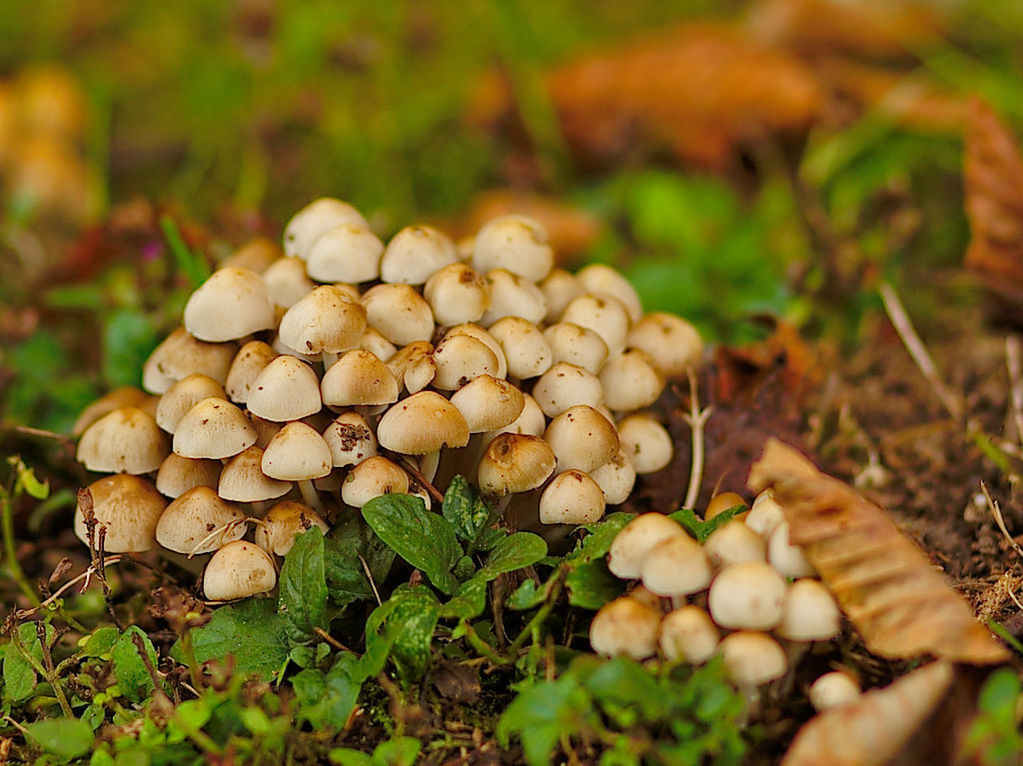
278 526 329 642
669 505 746 543
330 736 422 766
175 599 290 678
111 626 160 703
24 718 94 760
498 655 749 766
961 669 1023 766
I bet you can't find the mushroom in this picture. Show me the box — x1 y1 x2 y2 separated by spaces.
704 492 747 521
254 501 329 556
203 541 277 601
488 316 553 380
472 214 554 283
538 470 605 525
543 322 609 375
589 596 661 659
320 349 399 408
539 268 585 323
717 631 788 690
74 474 167 553
543 405 619 473
767 520 816 578
376 391 470 454
776 579 841 642
380 225 458 285
361 283 434 345
659 606 719 663
261 422 332 509
341 456 409 508
278 285 368 355
155 486 248 555
218 446 292 503
626 312 703 377
616 414 673 475
745 490 784 539
173 397 257 460
246 356 323 422
183 267 275 342
479 269 548 327
77 407 169 474
224 341 277 404
639 534 712 599
72 386 153 436
449 375 524 433
703 521 766 570
598 350 665 412
155 374 227 434
423 263 490 326
561 294 631 356
305 223 384 284
808 672 861 712
262 256 316 308
283 197 369 258
707 561 787 631
576 264 643 322
607 512 687 580
477 434 556 495
532 362 604 418
155 454 222 499
323 411 378 467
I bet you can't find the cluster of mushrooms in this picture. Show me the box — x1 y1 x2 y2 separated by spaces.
590 492 862 712
72 197 703 601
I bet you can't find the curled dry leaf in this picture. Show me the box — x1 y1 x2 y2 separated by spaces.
782 660 953 766
748 438 1009 664
964 99 1023 304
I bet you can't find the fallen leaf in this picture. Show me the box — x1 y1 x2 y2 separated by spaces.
964 99 1023 305
748 438 1009 664
782 660 953 766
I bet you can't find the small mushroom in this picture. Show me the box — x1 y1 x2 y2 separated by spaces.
607 512 687 580
707 561 787 631
538 470 605 524
589 596 661 659
203 541 277 600
74 474 167 553
254 501 329 556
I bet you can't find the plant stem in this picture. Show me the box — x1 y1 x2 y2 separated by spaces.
1 485 39 606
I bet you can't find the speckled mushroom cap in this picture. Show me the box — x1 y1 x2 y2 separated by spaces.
173 397 257 460
260 422 332 481
278 285 368 355
376 391 470 454
183 267 275 342
254 501 329 556
246 356 322 422
202 540 277 601
77 407 170 474
74 474 167 553
155 486 248 555
218 446 292 502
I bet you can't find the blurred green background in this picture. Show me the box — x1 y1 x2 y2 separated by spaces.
1 0 1021 432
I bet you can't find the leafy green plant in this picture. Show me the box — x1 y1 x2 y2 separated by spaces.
960 668 1023 766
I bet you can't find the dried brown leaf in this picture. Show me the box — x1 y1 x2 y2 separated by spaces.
748 438 1009 664
964 100 1023 304
782 660 953 766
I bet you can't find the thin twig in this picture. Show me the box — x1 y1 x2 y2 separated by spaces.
1007 336 1023 453
132 630 171 703
397 454 445 505
314 626 354 653
981 481 1023 562
879 282 963 420
681 367 713 510
12 425 75 446
358 553 382 606
36 621 72 718
187 517 256 558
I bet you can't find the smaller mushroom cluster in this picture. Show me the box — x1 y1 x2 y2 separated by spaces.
589 493 861 711
71 197 703 600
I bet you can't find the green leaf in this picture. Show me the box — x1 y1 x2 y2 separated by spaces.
25 718 94 759
479 533 547 580
442 475 496 551
13 459 49 500
372 737 421 766
363 494 461 595
586 657 662 721
566 560 626 610
3 623 40 702
78 626 119 658
324 512 395 605
668 506 745 543
175 599 289 678
439 575 488 620
279 526 328 641
497 674 593 766
293 653 363 731
112 626 159 702
329 749 374 766
569 513 634 563
161 213 211 288
361 585 439 682
506 579 544 611
102 310 160 389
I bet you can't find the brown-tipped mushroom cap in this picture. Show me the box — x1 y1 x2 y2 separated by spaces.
183 267 275 342
599 350 666 412
203 541 277 601
155 374 227 434
246 356 323 422
255 501 329 556
173 397 257 460
477 434 557 495
323 411 378 467
423 263 490 326
543 405 619 474
705 492 747 521
305 223 384 284
707 561 787 631
225 341 277 404
261 422 332 481
74 474 166 553
321 349 398 407
616 414 673 475
77 407 169 474
284 197 369 258
380 225 458 285
155 486 247 554
588 596 661 659
341 456 409 508
278 285 368 355
538 470 605 525
218 446 292 502
659 606 719 663
431 335 500 390
143 327 236 392
607 512 687 580
361 283 434 346
626 312 703 377
717 631 788 687
376 391 470 454
155 454 222 499
72 386 152 436
449 375 524 433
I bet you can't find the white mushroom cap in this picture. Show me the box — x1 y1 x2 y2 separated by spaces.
543 405 619 473
155 486 247 554
443 324 508 379
659 606 719 663
284 197 369 258
718 631 788 687
477 434 557 495
362 283 434 346
144 327 235 390
380 225 458 284
262 256 316 308
472 214 554 283
77 407 170 474
561 294 631 356
479 393 546 449
278 285 368 355
543 322 609 375
218 446 292 502
173 397 257 460
576 264 643 322
746 490 785 539
431 335 500 390
357 327 398 363
220 237 281 274
305 223 384 284
386 341 433 382
74 474 166 553
707 561 787 631
488 316 553 380
449 375 524 433
538 470 605 525
607 512 687 580
376 391 470 454
72 386 153 436
616 414 673 474
155 454 222 499
225 341 277 404
589 447 636 505
341 456 409 508
640 534 712 598
270 333 321 365
479 269 547 327
767 520 816 578
809 672 861 712
323 411 378 467
626 312 704 377
245 411 283 450
261 422 332 481
703 521 767 570
402 350 437 394
246 356 323 422
183 267 275 342
321 349 399 407
598 350 666 412
532 362 604 418
254 501 330 556
776 579 841 642
539 268 585 323
156 374 227 434
203 540 277 601
423 263 490 326
588 596 661 659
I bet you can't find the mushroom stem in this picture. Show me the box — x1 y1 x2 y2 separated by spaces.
682 366 713 510
188 517 253 558
321 351 339 371
298 479 325 513
158 549 208 577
